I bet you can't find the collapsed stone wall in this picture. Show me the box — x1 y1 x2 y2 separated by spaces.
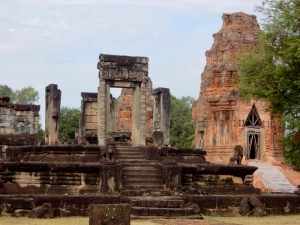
0 96 40 135
192 12 283 164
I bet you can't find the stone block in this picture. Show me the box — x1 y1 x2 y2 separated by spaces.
85 109 98 116
85 123 98 130
92 196 120 204
232 176 243 185
0 183 45 195
137 199 147 207
86 116 98 123
216 196 242 209
16 111 23 116
147 200 164 208
168 208 186 217
89 204 130 225
5 198 34 211
165 200 184 208
91 102 98 109
131 206 148 216
188 196 216 209
148 207 163 216
0 127 5 133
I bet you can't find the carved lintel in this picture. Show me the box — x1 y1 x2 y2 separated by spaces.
98 54 149 82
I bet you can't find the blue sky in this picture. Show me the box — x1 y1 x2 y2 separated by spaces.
0 0 263 128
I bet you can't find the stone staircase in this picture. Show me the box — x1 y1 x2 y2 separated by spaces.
117 146 164 190
116 146 145 162
122 163 163 190
249 162 296 193
129 196 202 219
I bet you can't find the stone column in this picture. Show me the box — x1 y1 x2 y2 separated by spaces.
78 94 86 145
110 95 116 132
152 88 170 146
98 79 106 146
140 82 146 146
45 84 61 145
105 83 111 134
132 85 141 146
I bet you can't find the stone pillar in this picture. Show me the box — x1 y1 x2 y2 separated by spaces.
140 82 146 146
110 95 116 132
98 79 106 146
152 88 170 146
45 84 61 145
78 94 86 145
105 83 111 133
79 92 98 145
132 85 141 146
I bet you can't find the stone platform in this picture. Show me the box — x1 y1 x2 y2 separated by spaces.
0 194 299 217
0 145 298 218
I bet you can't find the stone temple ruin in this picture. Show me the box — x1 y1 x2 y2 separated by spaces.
192 12 284 165
0 12 299 221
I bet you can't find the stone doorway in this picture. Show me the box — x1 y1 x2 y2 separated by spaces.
248 131 260 159
97 54 149 146
244 104 263 160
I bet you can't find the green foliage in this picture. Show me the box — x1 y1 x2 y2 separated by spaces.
170 95 195 148
0 84 39 104
15 87 39 104
38 122 45 138
236 0 300 168
59 106 80 139
0 85 16 102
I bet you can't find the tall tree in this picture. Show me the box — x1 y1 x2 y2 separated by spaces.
236 0 300 168
170 95 195 148
59 106 80 139
0 85 16 102
15 86 39 104
0 85 39 104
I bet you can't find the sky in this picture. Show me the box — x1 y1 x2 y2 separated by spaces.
0 0 264 128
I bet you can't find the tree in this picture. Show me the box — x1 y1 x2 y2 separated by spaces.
15 86 39 104
59 106 80 139
0 85 16 102
0 84 44 136
236 0 300 168
170 95 195 148
0 85 39 104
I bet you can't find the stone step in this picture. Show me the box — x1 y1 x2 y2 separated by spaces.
123 184 164 190
117 147 141 150
118 159 148 163
131 215 203 220
115 142 132 147
117 152 143 157
117 155 145 160
120 189 171 196
249 162 296 193
123 174 161 180
122 168 160 175
123 179 162 185
117 149 142 153
131 207 194 217
121 163 158 167
129 197 184 208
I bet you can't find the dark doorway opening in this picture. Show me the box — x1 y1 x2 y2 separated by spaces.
248 133 259 159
